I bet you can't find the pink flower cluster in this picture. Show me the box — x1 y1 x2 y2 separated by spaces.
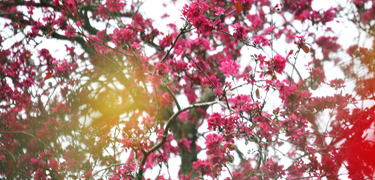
207 113 238 134
64 0 77 12
231 23 247 43
106 0 126 12
329 78 346 90
193 159 216 177
182 1 213 36
110 28 136 45
271 55 287 74
253 34 270 46
54 60 77 77
65 25 76 38
260 159 285 179
316 36 340 59
299 8 335 25
247 14 264 30
219 60 240 77
159 92 173 109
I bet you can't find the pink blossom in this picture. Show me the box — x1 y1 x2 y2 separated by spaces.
260 159 285 179
219 60 240 77
213 87 223 97
205 133 224 154
231 23 247 43
97 4 110 19
106 0 126 12
110 28 135 45
182 1 213 35
329 78 346 90
64 0 77 12
214 7 225 15
171 59 188 72
272 55 286 74
322 7 335 25
294 33 307 49
48 159 60 171
159 92 173 108
54 15 67 30
51 102 71 113
193 159 215 177
201 74 222 88
31 20 43 35
65 45 75 56
300 10 311 22
76 21 83 27
264 25 275 34
207 113 223 131
178 138 192 153
161 13 170 19
82 169 93 179
347 44 359 57
207 113 238 134
184 85 198 103
178 111 187 122
131 42 140 49
120 137 134 149
34 168 46 180
247 14 264 30
191 37 211 50
159 34 173 47
65 25 76 38
253 34 269 46
316 36 340 59
54 60 77 77
155 62 170 75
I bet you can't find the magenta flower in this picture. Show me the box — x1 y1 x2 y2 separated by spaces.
272 55 286 74
231 23 247 43
106 0 126 12
219 60 240 77
264 25 275 34
253 34 270 46
110 28 135 45
65 25 76 38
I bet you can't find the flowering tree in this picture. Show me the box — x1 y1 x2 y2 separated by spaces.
1 0 375 179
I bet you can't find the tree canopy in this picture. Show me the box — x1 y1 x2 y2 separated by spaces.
1 0 375 179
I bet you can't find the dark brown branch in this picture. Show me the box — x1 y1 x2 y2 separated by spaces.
136 100 219 179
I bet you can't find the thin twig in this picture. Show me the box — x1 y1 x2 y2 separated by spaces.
162 83 181 111
188 56 218 90
136 100 220 178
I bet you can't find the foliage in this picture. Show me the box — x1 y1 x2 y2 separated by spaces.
0 0 375 179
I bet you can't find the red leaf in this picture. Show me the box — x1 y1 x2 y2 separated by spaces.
302 44 310 53
298 79 306 90
305 112 315 124
165 35 172 41
235 2 242 13
187 170 194 178
256 89 260 99
249 126 255 131
74 12 80 19
56 173 64 180
293 92 302 98
212 165 219 172
44 72 52 81
5 159 15 169
68 175 78 178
